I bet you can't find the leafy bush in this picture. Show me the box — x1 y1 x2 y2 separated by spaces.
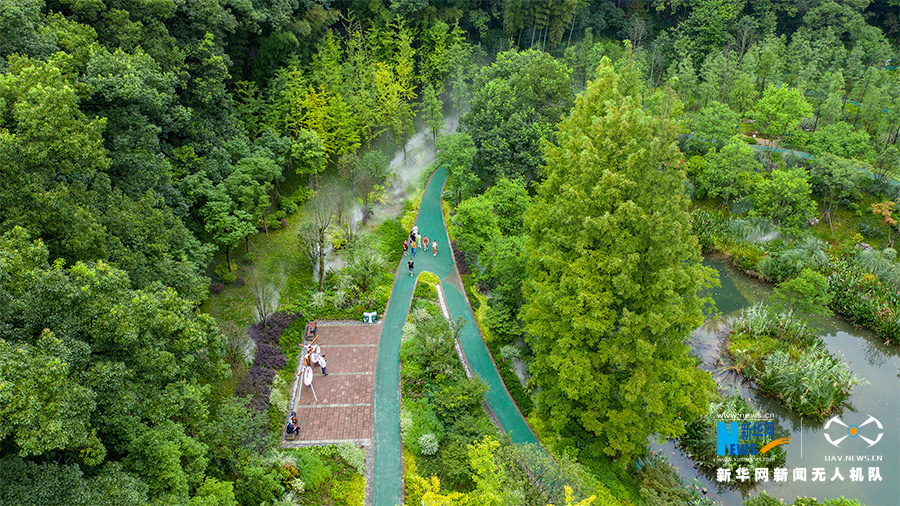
236 366 277 412
336 442 366 475
432 378 489 425
859 222 883 238
499 344 523 362
254 342 286 370
234 465 282 506
330 474 365 505
418 433 439 456
828 260 900 343
634 454 694 506
214 263 237 284
757 254 801 283
690 209 727 253
485 337 534 416
311 291 327 309
461 274 479 309
414 280 437 300
403 399 444 455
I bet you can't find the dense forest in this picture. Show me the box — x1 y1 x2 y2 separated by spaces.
2 0 900 504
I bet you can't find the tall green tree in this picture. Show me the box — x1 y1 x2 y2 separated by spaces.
750 85 813 157
463 49 574 184
698 140 763 205
809 153 860 233
522 58 715 463
752 166 816 234
421 83 444 142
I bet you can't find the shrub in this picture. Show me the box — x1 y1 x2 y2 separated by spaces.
634 454 693 506
757 255 800 283
330 474 365 505
373 219 407 265
311 291 327 309
403 399 444 455
268 374 290 414
234 465 281 506
336 442 366 475
331 290 347 309
234 276 246 286
209 282 225 294
293 450 329 490
236 366 277 412
452 241 472 275
859 222 883 238
418 433 439 456
828 260 900 343
254 342 287 370
690 209 727 253
432 378 489 425
499 344 523 362
214 263 237 284
485 337 534 415
413 280 437 300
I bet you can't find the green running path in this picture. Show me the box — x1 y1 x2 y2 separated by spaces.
372 166 537 506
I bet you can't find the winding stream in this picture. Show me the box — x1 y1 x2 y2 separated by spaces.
657 259 900 505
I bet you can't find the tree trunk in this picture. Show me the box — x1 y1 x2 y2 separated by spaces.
226 246 232 271
317 229 326 291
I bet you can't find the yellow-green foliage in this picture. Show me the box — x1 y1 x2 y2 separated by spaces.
329 474 365 506
442 199 454 239
401 188 425 232
473 294 493 343
404 448 425 504
419 271 440 286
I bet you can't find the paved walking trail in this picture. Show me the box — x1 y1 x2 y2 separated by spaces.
372 166 538 506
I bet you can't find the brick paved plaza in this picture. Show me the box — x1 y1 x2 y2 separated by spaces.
286 322 381 444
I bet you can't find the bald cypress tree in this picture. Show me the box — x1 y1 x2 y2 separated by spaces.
522 57 716 464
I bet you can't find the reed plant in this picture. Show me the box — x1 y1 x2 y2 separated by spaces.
758 346 862 419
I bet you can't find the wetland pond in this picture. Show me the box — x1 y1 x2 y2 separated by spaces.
655 258 900 505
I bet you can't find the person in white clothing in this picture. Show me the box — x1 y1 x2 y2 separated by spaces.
432 240 437 256
320 355 328 376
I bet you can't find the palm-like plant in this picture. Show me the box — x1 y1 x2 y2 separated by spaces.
780 236 829 271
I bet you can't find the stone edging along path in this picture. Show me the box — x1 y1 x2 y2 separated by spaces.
371 166 539 506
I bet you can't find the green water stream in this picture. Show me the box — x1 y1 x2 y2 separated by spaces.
658 259 900 505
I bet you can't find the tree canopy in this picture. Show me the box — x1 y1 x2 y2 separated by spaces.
522 58 715 464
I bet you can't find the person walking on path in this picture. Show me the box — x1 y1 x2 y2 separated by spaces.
320 355 328 376
432 240 437 256
408 259 414 277
411 240 417 257
403 239 408 256
416 232 422 249
423 236 429 251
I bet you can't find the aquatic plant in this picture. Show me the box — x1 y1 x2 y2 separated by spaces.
758 346 863 419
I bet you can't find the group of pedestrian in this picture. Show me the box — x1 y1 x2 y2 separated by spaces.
405 224 438 276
